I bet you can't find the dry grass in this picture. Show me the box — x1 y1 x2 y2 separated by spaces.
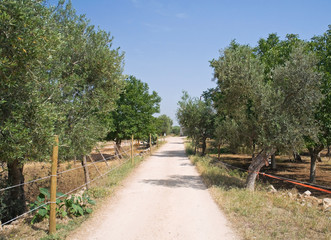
0 140 161 240
0 155 145 240
187 143 331 240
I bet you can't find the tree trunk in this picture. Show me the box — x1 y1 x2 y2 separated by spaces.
6 159 26 221
293 152 302 162
308 146 324 183
251 143 256 159
217 144 221 161
81 156 90 190
317 152 322 162
327 145 330 156
246 149 274 191
271 153 276 170
115 139 122 159
201 137 207 156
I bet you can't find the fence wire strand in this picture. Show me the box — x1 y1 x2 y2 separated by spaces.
0 143 142 192
0 175 52 192
1 202 50 227
0 144 142 227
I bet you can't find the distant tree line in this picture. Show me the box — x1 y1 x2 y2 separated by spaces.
0 0 170 222
177 27 331 190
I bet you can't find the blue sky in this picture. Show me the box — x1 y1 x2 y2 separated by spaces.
50 0 330 125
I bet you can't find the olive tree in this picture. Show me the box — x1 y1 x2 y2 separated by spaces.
0 0 125 221
176 91 215 155
306 26 331 182
211 42 322 190
0 0 62 220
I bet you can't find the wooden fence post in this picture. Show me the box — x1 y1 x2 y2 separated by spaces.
131 135 134 164
49 135 59 235
150 133 152 154
82 156 90 190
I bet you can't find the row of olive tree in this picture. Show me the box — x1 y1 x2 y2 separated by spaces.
0 0 162 222
0 0 124 220
178 27 331 190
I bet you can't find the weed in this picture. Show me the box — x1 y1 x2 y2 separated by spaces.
29 188 95 224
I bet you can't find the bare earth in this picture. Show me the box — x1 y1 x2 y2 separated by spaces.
68 137 238 240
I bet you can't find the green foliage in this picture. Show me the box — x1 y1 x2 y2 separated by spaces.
210 43 264 152
0 0 124 220
210 41 322 154
51 1 125 158
0 0 61 163
254 33 303 82
106 76 161 143
177 91 215 154
62 193 95 217
30 188 52 224
171 126 180 135
156 114 173 136
0 0 125 162
29 188 95 224
308 25 331 149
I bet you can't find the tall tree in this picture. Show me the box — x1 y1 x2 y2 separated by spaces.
306 26 331 182
211 42 263 156
51 1 125 159
0 0 125 221
211 42 322 190
106 76 161 154
176 91 215 155
0 0 61 220
156 114 173 136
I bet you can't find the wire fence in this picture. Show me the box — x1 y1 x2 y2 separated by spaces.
0 141 152 228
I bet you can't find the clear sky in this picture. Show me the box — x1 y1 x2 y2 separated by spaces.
50 0 330 125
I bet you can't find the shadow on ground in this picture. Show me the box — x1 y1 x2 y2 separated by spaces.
142 175 206 190
153 150 186 158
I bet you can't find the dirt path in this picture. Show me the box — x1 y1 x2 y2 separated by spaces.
68 137 238 240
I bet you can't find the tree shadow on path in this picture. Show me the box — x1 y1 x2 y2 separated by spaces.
142 175 206 190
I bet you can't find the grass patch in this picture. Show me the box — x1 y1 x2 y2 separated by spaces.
185 142 331 240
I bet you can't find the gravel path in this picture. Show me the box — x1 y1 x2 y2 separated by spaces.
68 137 238 240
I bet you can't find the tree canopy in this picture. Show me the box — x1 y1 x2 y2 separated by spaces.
156 114 173 136
106 76 161 144
0 0 125 220
176 91 215 155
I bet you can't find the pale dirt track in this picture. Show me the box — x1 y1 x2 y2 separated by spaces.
68 137 238 240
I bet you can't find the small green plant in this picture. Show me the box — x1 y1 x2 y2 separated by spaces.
30 188 95 224
63 193 95 217
30 188 51 224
